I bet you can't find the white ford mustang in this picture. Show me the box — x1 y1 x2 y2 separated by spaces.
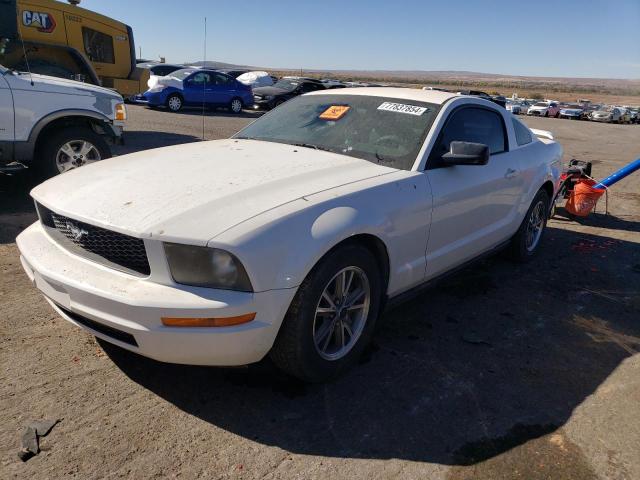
17 88 562 381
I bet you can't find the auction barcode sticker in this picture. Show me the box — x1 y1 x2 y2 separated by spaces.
377 102 428 115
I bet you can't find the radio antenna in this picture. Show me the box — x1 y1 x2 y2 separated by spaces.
17 9 34 85
201 17 207 141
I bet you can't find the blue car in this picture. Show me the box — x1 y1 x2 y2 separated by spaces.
140 69 253 113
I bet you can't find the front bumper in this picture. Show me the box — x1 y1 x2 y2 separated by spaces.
252 98 275 110
17 222 297 366
527 109 545 116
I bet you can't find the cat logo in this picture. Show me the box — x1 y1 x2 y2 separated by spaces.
22 10 57 33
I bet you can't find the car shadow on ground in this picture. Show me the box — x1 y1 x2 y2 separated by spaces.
112 130 201 156
102 224 640 467
140 106 264 119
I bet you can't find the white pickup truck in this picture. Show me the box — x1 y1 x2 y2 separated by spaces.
0 64 126 177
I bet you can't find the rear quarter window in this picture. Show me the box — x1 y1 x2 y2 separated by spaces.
512 118 533 146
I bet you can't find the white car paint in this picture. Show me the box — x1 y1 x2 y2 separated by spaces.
1 67 124 142
236 71 274 88
17 88 562 366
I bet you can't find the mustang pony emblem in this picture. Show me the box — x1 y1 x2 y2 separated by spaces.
66 221 88 242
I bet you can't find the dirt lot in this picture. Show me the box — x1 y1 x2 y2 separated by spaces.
1 106 639 479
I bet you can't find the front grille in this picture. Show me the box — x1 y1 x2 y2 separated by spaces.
37 203 150 276
56 304 138 347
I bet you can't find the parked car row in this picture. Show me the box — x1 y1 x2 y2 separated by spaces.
506 98 639 124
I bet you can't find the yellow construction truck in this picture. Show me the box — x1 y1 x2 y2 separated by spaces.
0 0 149 97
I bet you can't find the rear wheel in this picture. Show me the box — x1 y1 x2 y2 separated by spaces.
36 126 110 179
270 244 382 382
508 189 550 262
166 94 183 112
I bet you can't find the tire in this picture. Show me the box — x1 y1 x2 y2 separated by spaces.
229 97 243 114
554 112 559 118
544 111 549 117
270 244 383 382
36 126 111 179
508 189 550 262
166 94 183 112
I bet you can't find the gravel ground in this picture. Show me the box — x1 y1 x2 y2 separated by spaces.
1 106 639 479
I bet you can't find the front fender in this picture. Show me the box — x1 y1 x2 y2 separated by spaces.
211 172 432 296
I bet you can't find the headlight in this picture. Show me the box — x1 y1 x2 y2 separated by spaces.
164 243 252 292
115 103 127 121
149 84 166 93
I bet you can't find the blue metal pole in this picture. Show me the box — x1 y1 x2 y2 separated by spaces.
593 157 640 189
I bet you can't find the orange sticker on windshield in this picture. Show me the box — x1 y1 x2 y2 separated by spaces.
320 105 350 120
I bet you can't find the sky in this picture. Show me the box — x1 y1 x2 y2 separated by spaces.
80 0 640 79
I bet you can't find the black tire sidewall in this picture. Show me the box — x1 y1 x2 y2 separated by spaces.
36 127 111 180
510 189 550 262
272 245 382 382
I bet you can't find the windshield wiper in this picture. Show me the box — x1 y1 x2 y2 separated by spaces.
291 142 333 153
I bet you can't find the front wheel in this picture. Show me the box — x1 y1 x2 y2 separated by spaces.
508 189 550 262
270 244 382 382
36 126 111 179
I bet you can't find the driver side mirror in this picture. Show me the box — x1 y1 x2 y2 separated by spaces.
441 141 489 166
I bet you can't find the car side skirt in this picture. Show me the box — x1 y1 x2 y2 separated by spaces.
383 239 511 312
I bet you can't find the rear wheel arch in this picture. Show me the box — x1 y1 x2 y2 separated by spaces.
540 180 554 203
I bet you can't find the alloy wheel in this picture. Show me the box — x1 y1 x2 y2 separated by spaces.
525 200 546 252
312 266 371 361
55 140 101 173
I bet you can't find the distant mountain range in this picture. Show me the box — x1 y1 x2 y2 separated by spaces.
186 61 640 95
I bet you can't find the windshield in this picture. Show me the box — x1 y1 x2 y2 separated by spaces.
534 102 548 107
234 94 440 170
273 79 300 91
166 69 196 80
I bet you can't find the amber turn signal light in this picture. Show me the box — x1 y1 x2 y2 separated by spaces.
115 103 127 121
161 313 256 327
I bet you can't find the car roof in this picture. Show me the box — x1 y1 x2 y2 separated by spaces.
305 87 457 105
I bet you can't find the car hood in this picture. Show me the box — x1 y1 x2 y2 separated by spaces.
31 139 397 244
6 71 122 100
253 86 291 96
529 105 548 110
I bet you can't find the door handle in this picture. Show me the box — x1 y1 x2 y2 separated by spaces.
504 168 518 179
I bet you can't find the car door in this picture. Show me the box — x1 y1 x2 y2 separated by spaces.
205 73 235 106
0 73 15 160
424 105 525 279
182 72 211 105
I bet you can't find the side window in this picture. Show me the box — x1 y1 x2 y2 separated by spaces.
189 72 211 85
432 107 507 162
82 27 115 64
300 82 318 93
512 118 533 146
157 66 176 76
214 73 233 85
